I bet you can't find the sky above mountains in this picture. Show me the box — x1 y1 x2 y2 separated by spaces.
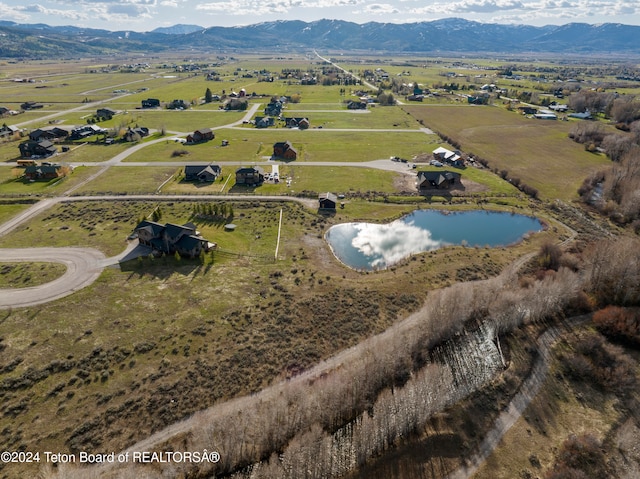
1 0 639 31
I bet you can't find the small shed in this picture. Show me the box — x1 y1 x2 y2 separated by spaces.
318 192 338 210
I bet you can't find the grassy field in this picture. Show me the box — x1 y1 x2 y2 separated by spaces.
403 104 612 200
0 200 36 225
122 129 439 163
0 166 100 196
0 261 67 287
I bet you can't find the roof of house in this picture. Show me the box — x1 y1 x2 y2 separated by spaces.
134 220 166 237
319 192 338 203
164 223 195 242
417 170 460 186
236 166 264 174
175 234 207 251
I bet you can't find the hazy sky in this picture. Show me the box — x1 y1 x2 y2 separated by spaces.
1 0 639 31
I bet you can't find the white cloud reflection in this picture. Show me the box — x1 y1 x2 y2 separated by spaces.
351 220 446 269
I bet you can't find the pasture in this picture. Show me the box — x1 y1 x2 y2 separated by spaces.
403 104 612 200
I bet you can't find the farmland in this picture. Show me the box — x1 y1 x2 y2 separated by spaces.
0 52 638 479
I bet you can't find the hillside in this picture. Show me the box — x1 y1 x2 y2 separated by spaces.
1 18 640 58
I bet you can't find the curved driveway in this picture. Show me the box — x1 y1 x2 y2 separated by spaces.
0 241 145 309
0 247 106 309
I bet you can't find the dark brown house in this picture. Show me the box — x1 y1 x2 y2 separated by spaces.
186 128 214 144
284 117 310 129
235 166 264 186
24 164 64 180
134 220 213 258
273 141 297 160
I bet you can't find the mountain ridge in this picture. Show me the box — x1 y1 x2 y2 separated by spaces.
1 18 639 58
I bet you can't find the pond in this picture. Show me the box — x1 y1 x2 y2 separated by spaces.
325 209 544 271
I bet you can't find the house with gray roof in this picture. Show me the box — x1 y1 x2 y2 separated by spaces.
134 220 214 258
184 164 221 182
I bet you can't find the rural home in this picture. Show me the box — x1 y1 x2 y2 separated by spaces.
21 101 43 110
235 166 264 186
186 128 214 144
24 164 65 180
417 170 461 190
19 140 57 158
141 98 160 109
285 117 310 129
318 192 338 210
184 164 221 182
518 106 538 115
433 147 465 167
70 124 107 140
534 109 557 120
29 127 68 142
96 108 116 119
272 141 297 160
134 220 213 258
167 99 188 110
124 127 149 142
264 100 283 116
255 116 275 128
0 124 19 137
347 100 367 109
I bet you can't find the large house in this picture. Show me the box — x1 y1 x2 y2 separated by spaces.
417 170 461 190
21 101 43 110
124 127 149 142
254 116 275 128
184 164 221 182
134 220 214 258
186 128 214 144
29 127 68 142
273 141 297 160
19 140 57 158
235 166 264 186
24 164 64 180
96 108 116 119
284 117 310 129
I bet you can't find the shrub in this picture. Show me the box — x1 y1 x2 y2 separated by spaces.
593 306 640 348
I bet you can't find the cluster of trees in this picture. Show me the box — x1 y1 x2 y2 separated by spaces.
192 202 233 220
578 146 640 228
376 92 396 106
568 90 640 125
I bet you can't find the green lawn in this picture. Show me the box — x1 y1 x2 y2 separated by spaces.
72 166 181 195
271 105 422 130
123 129 439 163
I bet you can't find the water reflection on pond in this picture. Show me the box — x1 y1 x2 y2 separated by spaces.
325 209 543 271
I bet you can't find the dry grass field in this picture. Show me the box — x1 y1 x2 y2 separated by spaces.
403 104 612 200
